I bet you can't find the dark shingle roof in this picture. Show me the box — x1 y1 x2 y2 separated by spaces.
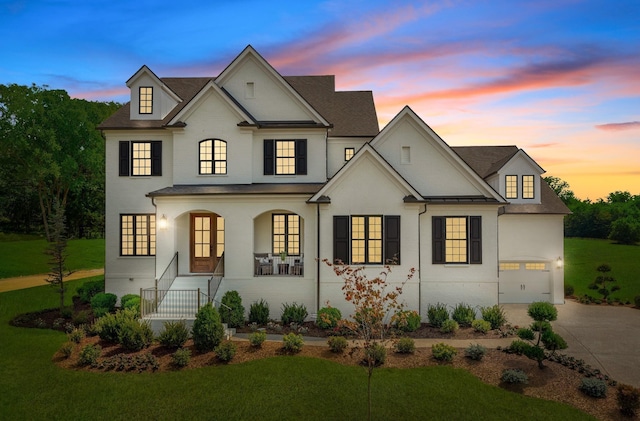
147 183 325 197
99 74 379 137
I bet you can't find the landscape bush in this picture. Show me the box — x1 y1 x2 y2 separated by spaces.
220 290 245 328
91 292 117 317
192 303 224 352
440 319 459 334
327 336 348 353
426 303 449 328
316 306 342 329
68 327 85 344
580 378 607 398
282 332 304 353
617 384 640 417
78 344 101 366
94 308 138 343
364 343 386 366
432 343 457 362
117 318 154 351
512 301 567 369
480 305 507 329
451 303 475 327
471 319 491 333
248 299 270 325
465 343 487 361
59 342 74 359
394 337 416 354
171 348 191 368
215 341 237 363
501 368 528 384
158 320 190 349
76 279 104 303
120 294 140 313
72 310 89 326
248 331 267 347
281 302 308 325
392 310 421 332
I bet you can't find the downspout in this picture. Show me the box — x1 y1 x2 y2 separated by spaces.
418 204 427 317
151 196 158 284
316 202 321 314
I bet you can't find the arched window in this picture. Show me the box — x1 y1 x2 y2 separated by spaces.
199 139 227 175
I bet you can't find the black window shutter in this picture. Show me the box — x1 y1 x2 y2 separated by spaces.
119 141 129 176
295 139 307 175
264 139 274 175
432 216 445 264
333 216 350 264
384 216 401 264
469 216 482 264
151 141 162 176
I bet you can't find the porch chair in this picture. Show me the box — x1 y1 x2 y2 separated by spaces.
254 253 273 275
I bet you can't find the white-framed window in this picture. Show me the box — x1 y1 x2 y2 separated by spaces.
121 214 156 256
345 147 355 161
273 214 300 255
523 175 535 199
199 139 227 175
505 175 518 199
139 87 153 114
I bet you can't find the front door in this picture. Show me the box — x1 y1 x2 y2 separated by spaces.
190 213 216 273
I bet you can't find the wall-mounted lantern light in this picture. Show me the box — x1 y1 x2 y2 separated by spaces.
159 214 168 230
556 257 563 268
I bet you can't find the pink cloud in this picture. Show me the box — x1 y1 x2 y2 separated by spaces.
595 121 640 131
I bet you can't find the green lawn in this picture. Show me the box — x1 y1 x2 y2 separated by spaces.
565 238 640 302
0 238 104 278
0 279 594 420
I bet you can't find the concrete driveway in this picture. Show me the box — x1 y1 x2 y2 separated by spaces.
503 301 640 388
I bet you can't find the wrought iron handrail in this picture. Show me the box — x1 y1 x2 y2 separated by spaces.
208 252 224 300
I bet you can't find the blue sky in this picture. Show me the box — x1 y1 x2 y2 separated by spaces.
1 0 638 199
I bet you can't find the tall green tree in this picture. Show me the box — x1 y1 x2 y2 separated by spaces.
0 84 120 238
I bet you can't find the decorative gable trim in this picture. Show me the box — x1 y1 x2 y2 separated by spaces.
500 149 545 175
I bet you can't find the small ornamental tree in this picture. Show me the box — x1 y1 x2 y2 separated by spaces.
588 264 619 300
45 199 73 312
511 301 567 369
323 259 414 421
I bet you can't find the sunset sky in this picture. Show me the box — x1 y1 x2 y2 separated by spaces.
1 0 638 200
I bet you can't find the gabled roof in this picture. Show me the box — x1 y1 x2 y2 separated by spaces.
148 183 325 197
308 143 424 203
126 65 182 103
499 178 571 215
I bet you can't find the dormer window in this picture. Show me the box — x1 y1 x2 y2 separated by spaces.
139 87 153 114
345 148 355 161
523 175 535 199
505 175 518 199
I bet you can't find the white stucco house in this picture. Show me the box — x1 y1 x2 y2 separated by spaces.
99 45 570 322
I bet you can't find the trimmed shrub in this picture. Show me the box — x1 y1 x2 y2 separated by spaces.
471 319 491 334
316 306 342 329
395 337 416 354
432 343 457 362
192 303 224 353
508 339 529 355
281 302 308 325
617 384 640 417
528 301 557 322
158 320 190 349
364 343 386 367
118 318 154 351
501 368 528 384
68 327 85 344
94 308 138 343
451 303 475 327
220 290 245 328
282 332 304 353
172 348 191 368
440 319 459 334
78 344 101 366
215 341 237 363
76 279 105 303
393 310 421 332
426 303 449 328
327 336 348 353
480 305 507 329
249 299 270 325
59 342 74 359
465 343 487 361
580 378 607 398
91 293 117 315
248 331 267 348
72 310 90 326
120 294 140 313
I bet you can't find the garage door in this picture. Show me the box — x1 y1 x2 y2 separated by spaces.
499 262 551 303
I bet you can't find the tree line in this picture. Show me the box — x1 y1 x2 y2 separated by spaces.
545 176 640 244
0 84 120 240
